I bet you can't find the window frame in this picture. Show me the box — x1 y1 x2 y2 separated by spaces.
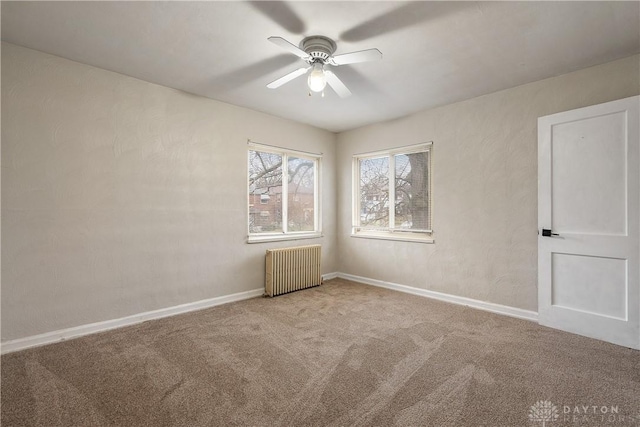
247 142 322 243
352 142 433 243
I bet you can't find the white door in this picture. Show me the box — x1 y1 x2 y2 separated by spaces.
538 96 639 349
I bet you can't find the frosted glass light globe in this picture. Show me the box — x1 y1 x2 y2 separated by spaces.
307 63 327 93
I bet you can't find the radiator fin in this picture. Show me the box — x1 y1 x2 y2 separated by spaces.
265 245 321 297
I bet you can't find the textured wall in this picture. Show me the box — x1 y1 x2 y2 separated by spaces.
337 55 640 312
3 42 639 342
1 43 337 340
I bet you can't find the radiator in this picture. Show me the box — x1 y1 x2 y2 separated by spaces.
265 245 322 296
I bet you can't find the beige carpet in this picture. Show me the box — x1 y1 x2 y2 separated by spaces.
2 278 639 426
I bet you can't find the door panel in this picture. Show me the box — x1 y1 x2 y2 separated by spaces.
538 96 639 349
551 112 627 235
551 253 626 320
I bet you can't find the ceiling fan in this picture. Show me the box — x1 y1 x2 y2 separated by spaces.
266 35 382 98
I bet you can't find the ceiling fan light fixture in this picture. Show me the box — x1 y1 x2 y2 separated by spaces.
267 35 380 98
307 62 327 93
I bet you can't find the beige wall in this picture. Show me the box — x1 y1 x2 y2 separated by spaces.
337 54 640 312
1 43 337 340
3 40 639 341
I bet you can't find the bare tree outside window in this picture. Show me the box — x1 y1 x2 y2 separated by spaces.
249 150 283 233
354 144 431 239
359 157 389 228
395 152 429 230
248 147 319 238
288 157 315 231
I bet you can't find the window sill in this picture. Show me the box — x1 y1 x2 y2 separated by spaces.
247 232 323 244
351 232 434 244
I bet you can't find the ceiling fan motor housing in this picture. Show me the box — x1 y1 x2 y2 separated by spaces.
300 36 336 63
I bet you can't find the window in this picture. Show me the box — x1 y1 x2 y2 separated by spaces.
352 143 433 242
248 142 321 243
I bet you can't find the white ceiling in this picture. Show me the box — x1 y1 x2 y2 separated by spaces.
2 1 639 132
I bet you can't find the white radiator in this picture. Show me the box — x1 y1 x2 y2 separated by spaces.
265 245 322 296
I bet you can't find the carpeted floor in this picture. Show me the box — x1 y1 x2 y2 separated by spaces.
2 278 639 426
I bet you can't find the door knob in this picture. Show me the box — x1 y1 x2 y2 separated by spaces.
541 228 559 237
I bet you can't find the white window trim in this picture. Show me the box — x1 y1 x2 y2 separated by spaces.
247 141 322 244
352 142 433 243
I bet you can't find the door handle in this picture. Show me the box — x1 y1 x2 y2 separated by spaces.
541 228 559 237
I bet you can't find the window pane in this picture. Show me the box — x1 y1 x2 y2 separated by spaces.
287 157 315 231
360 157 389 228
395 151 429 230
248 150 283 233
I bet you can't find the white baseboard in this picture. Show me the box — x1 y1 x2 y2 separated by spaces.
1 274 537 354
322 272 339 281
337 272 538 322
1 288 264 355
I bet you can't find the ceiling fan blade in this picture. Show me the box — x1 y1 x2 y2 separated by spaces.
331 48 382 65
248 2 306 35
340 2 470 43
267 67 310 89
268 36 309 60
325 71 352 98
